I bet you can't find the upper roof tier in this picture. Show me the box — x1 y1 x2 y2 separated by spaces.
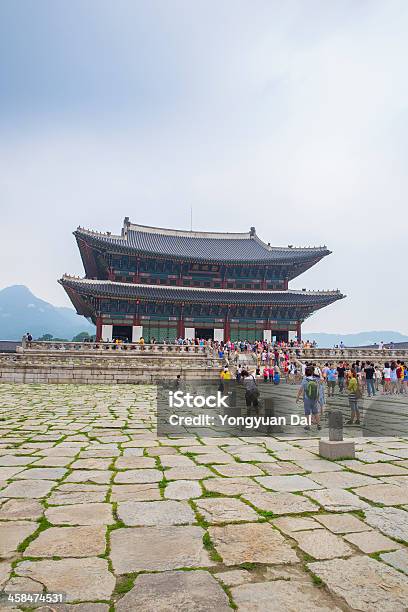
74 219 331 264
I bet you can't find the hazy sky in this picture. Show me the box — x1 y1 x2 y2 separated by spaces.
1 0 407 334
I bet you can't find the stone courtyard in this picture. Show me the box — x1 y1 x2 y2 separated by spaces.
1 383 408 611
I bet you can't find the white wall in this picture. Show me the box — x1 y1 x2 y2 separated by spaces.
214 328 224 342
185 327 195 340
132 325 143 342
263 329 272 342
101 324 113 342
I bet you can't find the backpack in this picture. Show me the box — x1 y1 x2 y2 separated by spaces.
246 375 260 397
305 379 318 401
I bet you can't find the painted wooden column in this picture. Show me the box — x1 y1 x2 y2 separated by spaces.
132 300 143 342
177 303 185 337
222 265 227 289
178 261 184 286
96 316 103 342
262 266 268 290
296 320 302 341
224 305 231 342
134 257 140 283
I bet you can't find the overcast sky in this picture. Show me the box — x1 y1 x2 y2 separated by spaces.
0 0 406 334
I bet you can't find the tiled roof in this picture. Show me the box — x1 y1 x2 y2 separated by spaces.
75 221 330 264
59 276 344 306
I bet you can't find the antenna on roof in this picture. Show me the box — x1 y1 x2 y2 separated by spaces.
190 205 193 232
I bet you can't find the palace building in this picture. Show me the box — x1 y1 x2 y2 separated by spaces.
59 218 344 343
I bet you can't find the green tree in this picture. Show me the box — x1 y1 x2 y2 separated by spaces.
37 333 53 341
72 331 93 342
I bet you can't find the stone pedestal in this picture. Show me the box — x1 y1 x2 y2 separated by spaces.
319 439 355 460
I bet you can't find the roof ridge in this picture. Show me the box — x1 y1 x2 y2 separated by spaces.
125 221 252 240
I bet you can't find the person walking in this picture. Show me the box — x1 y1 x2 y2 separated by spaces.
403 364 408 395
346 370 361 425
396 361 404 394
364 362 376 398
296 366 321 431
383 362 391 394
241 370 260 413
390 362 398 395
374 365 382 392
326 364 337 397
337 361 346 394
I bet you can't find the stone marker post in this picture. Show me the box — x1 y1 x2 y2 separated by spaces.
319 409 355 460
328 409 343 441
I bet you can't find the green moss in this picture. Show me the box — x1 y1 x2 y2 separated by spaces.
202 532 222 563
115 575 136 595
239 562 257 570
17 516 52 553
310 573 324 587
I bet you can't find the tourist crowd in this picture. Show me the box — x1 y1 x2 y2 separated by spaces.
220 356 408 432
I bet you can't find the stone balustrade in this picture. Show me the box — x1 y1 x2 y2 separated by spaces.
19 340 211 356
18 341 408 363
296 347 408 363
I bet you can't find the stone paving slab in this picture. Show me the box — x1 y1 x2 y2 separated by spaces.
1 383 408 611
117 500 195 526
164 480 202 500
0 520 38 559
243 491 318 514
273 516 324 535
209 522 299 565
195 497 259 523
0 499 43 520
25 525 107 557
380 549 408 574
364 507 408 541
304 488 370 511
340 460 408 476
110 525 215 573
45 502 114 525
0 479 56 498
344 529 402 553
292 528 353 559
113 468 162 483
115 570 231 612
308 556 408 611
231 579 342 611
14 558 115 602
255 474 323 492
353 483 408 506
314 513 372 534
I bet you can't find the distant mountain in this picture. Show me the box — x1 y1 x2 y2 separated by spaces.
303 331 408 348
0 285 94 341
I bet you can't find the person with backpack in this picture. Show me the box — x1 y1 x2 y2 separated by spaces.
296 366 321 431
241 370 260 412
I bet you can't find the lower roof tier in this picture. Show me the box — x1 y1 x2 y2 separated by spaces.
59 276 344 307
